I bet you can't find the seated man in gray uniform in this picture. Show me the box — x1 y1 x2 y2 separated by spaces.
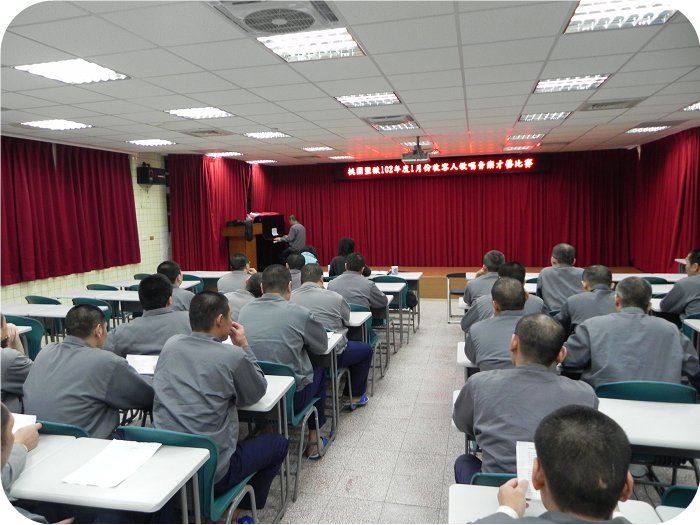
23 305 154 438
1 314 32 413
274 214 306 264
217 252 257 294
286 252 305 290
153 292 288 523
461 262 548 334
463 250 506 306
464 277 527 371
291 264 373 409
474 405 634 524
157 260 193 311
555 264 616 336
454 314 598 484
225 272 263 323
563 276 699 387
327 253 388 310
104 273 191 358
660 248 700 321
536 243 584 311
238 265 329 458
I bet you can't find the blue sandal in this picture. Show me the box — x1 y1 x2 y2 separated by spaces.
308 437 328 460
343 394 369 410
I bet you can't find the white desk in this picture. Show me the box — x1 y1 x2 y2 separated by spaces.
53 289 118 300
465 272 540 281
1 304 106 317
650 298 662 312
239 375 294 413
326 332 345 444
675 258 687 272
374 282 406 346
655 505 686 521
684 319 700 348
371 271 424 329
347 311 372 327
447 484 661 524
106 279 199 290
10 437 209 522
651 284 673 297
17 325 32 335
612 273 686 283
126 354 159 375
181 271 229 279
456 342 478 381
23 434 76 473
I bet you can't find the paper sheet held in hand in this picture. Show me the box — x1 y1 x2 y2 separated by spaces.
516 441 541 500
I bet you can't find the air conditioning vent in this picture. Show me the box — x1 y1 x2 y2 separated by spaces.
310 1 338 22
579 99 645 111
180 129 232 137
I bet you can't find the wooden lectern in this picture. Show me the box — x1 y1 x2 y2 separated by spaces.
221 223 263 269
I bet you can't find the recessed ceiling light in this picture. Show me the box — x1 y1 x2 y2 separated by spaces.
519 112 571 122
503 146 534 151
329 156 355 160
565 1 677 33
534 75 609 93
399 141 433 147
682 101 700 111
302 147 334 152
14 58 128 84
372 121 420 132
508 134 545 141
166 107 233 119
127 139 176 146
20 119 92 131
206 152 243 157
257 28 364 63
247 159 277 164
335 92 400 108
625 126 671 133
244 132 290 139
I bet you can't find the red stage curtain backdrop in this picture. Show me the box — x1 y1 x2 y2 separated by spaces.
627 127 700 273
169 155 250 270
1 137 139 285
251 150 636 268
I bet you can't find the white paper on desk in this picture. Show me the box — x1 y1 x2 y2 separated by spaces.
516 441 541 500
63 440 161 488
11 413 36 434
327 332 334 339
271 228 278 236
125 355 158 375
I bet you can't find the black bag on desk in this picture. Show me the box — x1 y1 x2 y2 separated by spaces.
226 219 254 241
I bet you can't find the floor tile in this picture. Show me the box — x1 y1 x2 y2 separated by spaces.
378 502 441 524
385 474 444 508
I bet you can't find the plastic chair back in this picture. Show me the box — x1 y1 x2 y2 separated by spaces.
595 381 697 404
446 273 466 296
38 420 90 438
26 295 60 305
182 274 204 293
374 275 408 309
72 298 113 326
4 315 44 360
682 312 700 339
471 472 516 486
129 284 140 291
348 304 380 346
641 276 669 284
86 284 119 291
134 273 150 279
549 310 560 316
661 485 698 508
256 361 317 427
526 277 538 283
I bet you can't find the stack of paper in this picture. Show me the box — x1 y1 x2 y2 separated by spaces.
516 441 541 500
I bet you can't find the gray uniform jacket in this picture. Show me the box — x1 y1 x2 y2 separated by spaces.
153 332 266 483
291 282 350 352
1 348 32 413
563 307 700 387
461 294 547 333
238 294 328 390
290 269 302 290
282 222 306 252
536 265 584 311
660 274 700 320
23 336 154 438
555 286 616 335
327 271 388 309
465 310 525 371
170 286 193 312
225 289 256 322
453 363 598 474
473 511 630 524
104 307 191 357
217 271 251 293
463 272 498 306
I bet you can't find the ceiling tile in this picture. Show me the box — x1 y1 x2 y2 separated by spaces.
10 1 90 26
351 15 459 54
540 54 634 78
252 83 328 102
90 48 205 78
372 47 461 75
129 94 209 111
145 72 237 94
187 89 267 107
388 70 464 91
549 27 661 60
216 65 307 89
643 21 700 51
462 37 556 68
168 40 280 71
291 56 382 82
336 1 456 26
26 86 114 104
315 77 394 96
1 31 74 65
621 47 700 72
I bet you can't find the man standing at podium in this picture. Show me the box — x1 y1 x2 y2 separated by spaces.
274 215 306 263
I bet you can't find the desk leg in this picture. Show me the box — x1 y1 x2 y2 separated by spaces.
398 297 404 349
180 483 189 524
192 472 201 524
385 303 391 370
328 348 339 445
414 279 420 330
273 396 290 524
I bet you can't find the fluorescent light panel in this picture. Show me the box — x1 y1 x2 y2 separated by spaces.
503 146 533 151
166 107 233 119
519 112 570 122
21 119 92 131
682 102 700 111
509 134 545 141
247 159 276 164
206 152 243 157
625 126 670 133
14 58 127 84
399 141 433 147
257 28 364 63
372 122 420 132
302 147 334 152
244 132 290 139
335 92 400 108
128 139 176 146
565 1 677 33
329 156 355 160
534 75 609 93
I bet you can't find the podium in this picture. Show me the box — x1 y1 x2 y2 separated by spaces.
221 223 263 269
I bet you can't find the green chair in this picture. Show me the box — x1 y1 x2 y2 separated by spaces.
349 303 384 388
549 309 560 316
182 274 204 293
682 312 700 339
4 315 43 361
526 277 538 284
118 426 257 523
25 295 64 343
134 273 150 280
447 272 466 323
129 284 140 291
471 472 517 487
38 421 90 438
72 298 113 331
642 276 669 284
87 284 131 324
661 485 698 508
374 275 414 343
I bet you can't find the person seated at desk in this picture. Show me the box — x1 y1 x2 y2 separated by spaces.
464 278 527 371
473 405 634 524
461 262 548 334
291 264 373 409
328 237 371 277
153 292 288 523
23 305 154 439
660 248 700 321
1 314 32 413
104 274 191 358
555 265 616 336
454 314 598 485
536 244 584 311
225 272 263 323
238 265 329 458
156 260 193 312
562 276 699 387
217 252 257 294
463 250 506 306
286 252 305 291
328 253 388 310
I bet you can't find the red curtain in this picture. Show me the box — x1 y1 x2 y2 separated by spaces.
1 137 140 285
627 128 700 272
251 150 635 268
170 155 250 270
